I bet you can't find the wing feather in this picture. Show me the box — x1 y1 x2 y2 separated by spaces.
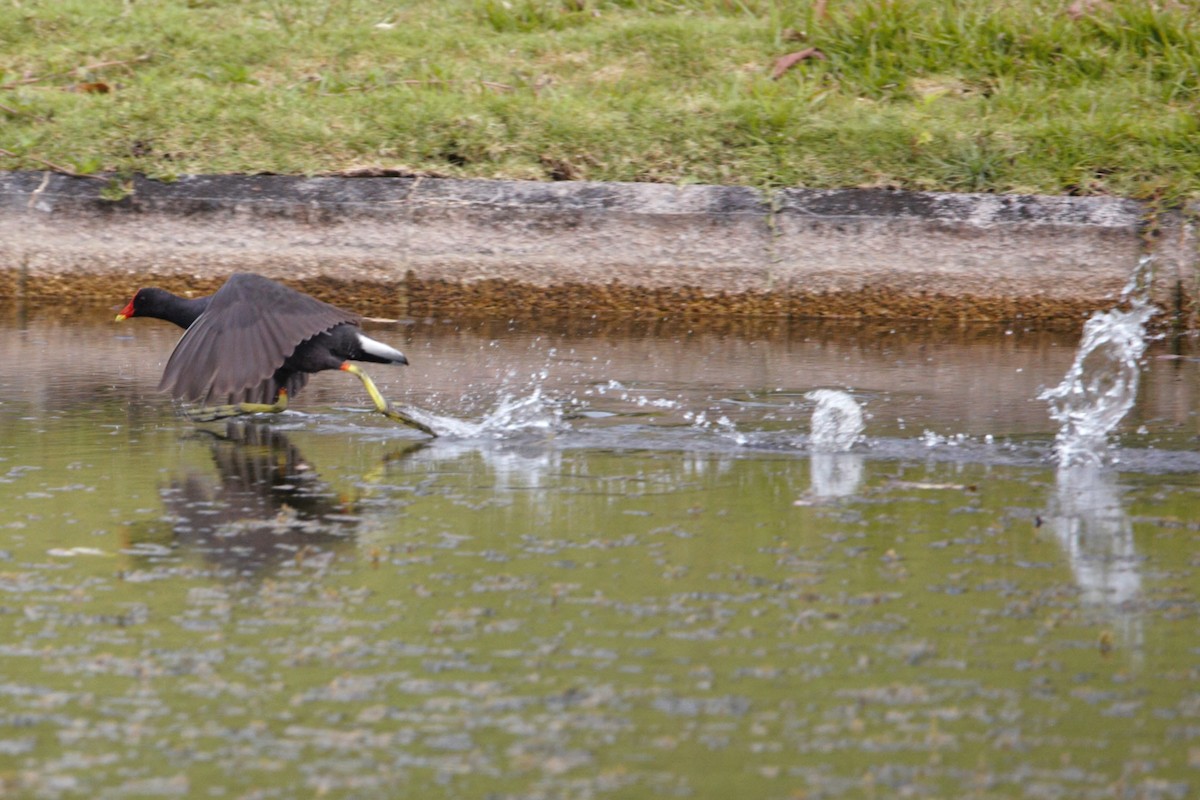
159 274 358 405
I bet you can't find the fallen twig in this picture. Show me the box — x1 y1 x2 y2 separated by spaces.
0 147 106 180
0 54 151 90
395 78 514 92
0 99 51 122
770 47 827 80
312 77 515 95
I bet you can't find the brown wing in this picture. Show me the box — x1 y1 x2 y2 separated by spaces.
159 274 358 405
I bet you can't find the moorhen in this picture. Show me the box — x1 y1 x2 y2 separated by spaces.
116 272 435 435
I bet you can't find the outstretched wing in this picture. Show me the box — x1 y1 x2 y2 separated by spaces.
159 273 359 405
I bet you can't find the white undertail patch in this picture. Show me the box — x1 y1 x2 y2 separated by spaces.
357 333 408 364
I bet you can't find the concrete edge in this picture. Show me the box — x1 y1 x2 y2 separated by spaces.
0 171 1193 324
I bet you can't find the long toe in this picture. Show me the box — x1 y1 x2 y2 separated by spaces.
382 404 436 436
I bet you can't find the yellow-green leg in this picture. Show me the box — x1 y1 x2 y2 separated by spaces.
341 363 436 436
186 389 290 422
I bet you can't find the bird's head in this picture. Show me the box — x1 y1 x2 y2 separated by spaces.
115 287 171 322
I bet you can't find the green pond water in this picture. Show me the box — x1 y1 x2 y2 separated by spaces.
0 307 1197 799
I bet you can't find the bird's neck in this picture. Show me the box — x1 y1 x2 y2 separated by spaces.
157 294 211 329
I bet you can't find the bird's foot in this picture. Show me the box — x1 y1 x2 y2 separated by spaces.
340 363 436 436
382 403 437 437
184 392 289 422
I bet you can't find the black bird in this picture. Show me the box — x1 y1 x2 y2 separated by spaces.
116 272 435 435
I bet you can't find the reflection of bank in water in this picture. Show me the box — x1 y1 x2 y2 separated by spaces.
142 423 365 574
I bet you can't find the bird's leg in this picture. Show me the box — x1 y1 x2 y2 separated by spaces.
185 389 290 422
340 363 436 436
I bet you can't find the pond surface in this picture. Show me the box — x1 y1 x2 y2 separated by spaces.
0 305 1198 799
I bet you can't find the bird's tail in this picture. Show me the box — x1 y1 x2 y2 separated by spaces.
356 333 409 365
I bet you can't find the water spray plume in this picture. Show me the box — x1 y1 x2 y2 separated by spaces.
806 389 864 452
1039 257 1156 467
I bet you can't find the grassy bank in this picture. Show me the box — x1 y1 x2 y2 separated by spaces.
2 0 1198 199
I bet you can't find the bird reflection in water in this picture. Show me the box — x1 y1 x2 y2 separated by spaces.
154 422 361 575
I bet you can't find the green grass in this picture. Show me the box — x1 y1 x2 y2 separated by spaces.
2 0 1198 199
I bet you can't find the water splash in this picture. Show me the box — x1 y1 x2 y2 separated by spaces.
805 389 864 452
403 388 563 439
1039 257 1156 467
683 409 747 445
